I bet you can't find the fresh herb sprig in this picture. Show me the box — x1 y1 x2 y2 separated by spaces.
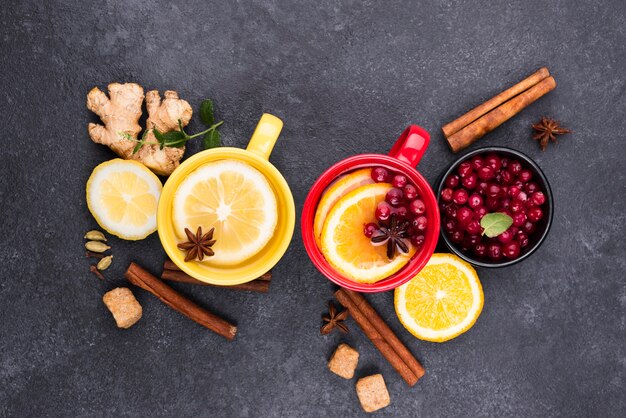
122 99 224 154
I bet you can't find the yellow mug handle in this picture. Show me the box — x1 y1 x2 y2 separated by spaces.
246 113 284 160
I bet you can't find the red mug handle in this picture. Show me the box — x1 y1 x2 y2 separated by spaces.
388 125 430 167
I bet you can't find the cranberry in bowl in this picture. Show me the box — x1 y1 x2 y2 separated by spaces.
436 147 553 268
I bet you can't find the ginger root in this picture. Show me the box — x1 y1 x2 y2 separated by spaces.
87 83 193 176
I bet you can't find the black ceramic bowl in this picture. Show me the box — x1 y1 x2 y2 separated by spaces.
436 147 554 268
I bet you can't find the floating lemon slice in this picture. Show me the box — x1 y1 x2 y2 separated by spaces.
394 253 484 342
86 159 162 240
313 168 373 247
173 160 277 266
320 183 415 283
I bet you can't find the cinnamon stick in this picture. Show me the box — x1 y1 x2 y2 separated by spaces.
125 262 237 340
161 269 270 293
443 67 550 138
335 288 424 386
443 69 556 153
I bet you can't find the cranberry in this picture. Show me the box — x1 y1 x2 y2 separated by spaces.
500 170 514 185
386 188 403 206
395 205 409 219
497 229 514 244
502 241 521 259
363 223 378 238
468 193 483 208
457 161 473 178
411 234 425 247
522 221 536 234
512 212 527 227
452 189 469 205
510 200 524 213
500 157 509 168
478 165 495 180
371 167 390 183
462 173 478 189
375 202 392 222
508 185 521 198
487 183 502 198
404 184 418 200
488 243 503 260
515 191 528 204
527 206 543 222
513 180 524 189
516 231 530 248
508 160 522 176
477 181 489 195
486 197 500 210
392 174 408 189
450 230 465 244
463 234 482 247
443 203 458 218
501 198 511 211
444 218 458 233
440 188 453 202
531 191 546 206
474 243 488 257
518 169 533 183
485 154 502 171
470 156 484 170
445 174 460 188
525 182 539 194
410 199 426 215
474 206 488 220
457 207 473 225
412 216 428 232
466 220 482 235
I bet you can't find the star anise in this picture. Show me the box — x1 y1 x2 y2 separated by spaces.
177 226 216 262
370 214 410 259
532 117 572 151
321 301 349 335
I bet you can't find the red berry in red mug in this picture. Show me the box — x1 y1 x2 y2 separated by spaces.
409 199 426 215
502 241 521 259
385 188 403 206
461 173 478 189
412 215 428 232
468 193 483 208
403 184 418 200
531 191 546 206
478 165 495 180
363 223 378 238
375 202 392 222
466 220 482 235
392 174 408 189
452 189 469 205
527 206 543 222
456 207 473 225
394 205 409 219
440 188 453 202
371 167 390 183
445 175 460 188
457 161 473 178
410 234 425 247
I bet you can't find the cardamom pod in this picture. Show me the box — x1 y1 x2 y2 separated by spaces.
97 255 113 271
84 230 107 242
85 241 111 253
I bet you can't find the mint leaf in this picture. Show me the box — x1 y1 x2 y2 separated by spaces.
480 213 513 238
162 131 187 148
203 129 221 149
199 99 215 126
132 142 143 154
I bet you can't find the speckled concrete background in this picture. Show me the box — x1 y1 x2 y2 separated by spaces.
1 0 625 416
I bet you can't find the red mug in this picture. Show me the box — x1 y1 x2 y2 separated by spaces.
301 125 440 292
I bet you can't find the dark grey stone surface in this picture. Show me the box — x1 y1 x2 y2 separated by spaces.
1 0 625 416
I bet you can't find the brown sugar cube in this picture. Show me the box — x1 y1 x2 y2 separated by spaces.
356 374 391 413
328 343 359 379
102 287 142 329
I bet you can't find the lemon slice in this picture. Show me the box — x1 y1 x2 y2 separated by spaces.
320 183 415 283
394 253 484 342
86 159 162 240
313 168 373 246
173 160 277 266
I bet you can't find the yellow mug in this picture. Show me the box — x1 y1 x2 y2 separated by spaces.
157 114 295 285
